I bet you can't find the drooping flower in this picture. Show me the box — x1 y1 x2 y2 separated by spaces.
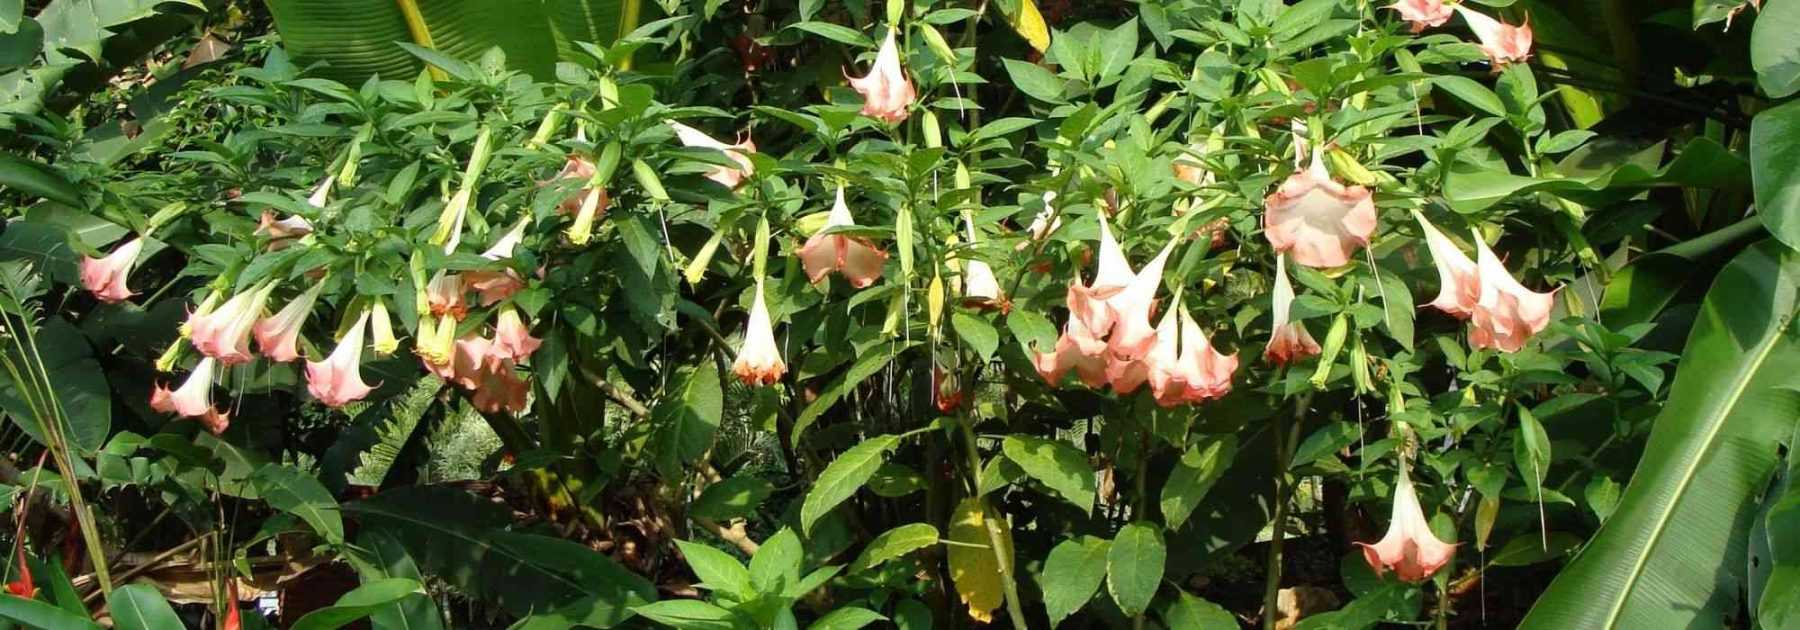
1016 192 1064 251
467 220 530 306
565 186 610 245
1106 307 1174 395
1150 307 1238 406
1104 237 1178 362
150 357 218 418
960 231 1007 312
252 282 325 362
426 271 466 319
426 335 489 390
1357 462 1457 582
1265 255 1321 365
548 154 598 215
1032 316 1110 389
187 282 275 365
846 29 917 124
255 210 314 247
196 409 230 436
79 237 146 304
370 298 399 356
798 187 889 288
306 176 333 208
668 121 757 189
1263 146 1378 269
1066 215 1135 336
1455 6 1532 67
305 310 376 407
488 307 542 366
6 546 36 598
469 364 530 414
1389 0 1454 32
732 282 787 386
1414 211 1480 319
1469 233 1556 353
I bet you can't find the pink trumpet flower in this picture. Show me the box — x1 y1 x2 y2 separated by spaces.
1265 255 1321 365
79 237 147 304
488 307 542 366
255 210 314 244
1067 215 1136 336
1389 0 1453 32
1106 308 1174 395
799 187 889 288
1263 146 1378 269
1455 6 1532 67
548 154 599 215
668 122 756 189
467 221 530 306
732 282 787 386
1358 463 1457 582
305 310 377 408
1414 211 1480 319
150 357 219 418
1468 233 1556 353
469 365 530 414
426 271 467 319
846 29 917 124
187 282 275 365
1150 307 1238 407
1104 237 1178 362
1032 316 1111 389
252 282 326 362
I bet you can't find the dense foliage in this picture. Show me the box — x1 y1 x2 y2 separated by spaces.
1 0 1798 628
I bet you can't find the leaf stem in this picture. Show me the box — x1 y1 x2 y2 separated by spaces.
957 420 1030 629
1263 391 1311 629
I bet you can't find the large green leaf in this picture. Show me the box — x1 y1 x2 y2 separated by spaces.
1107 522 1166 618
1521 240 1800 628
264 0 609 84
291 578 424 630
0 315 110 456
0 593 101 629
343 530 445 630
0 153 82 207
649 361 723 480
1753 101 1800 252
1001 435 1094 511
800 435 900 533
108 584 183 630
1444 137 1748 213
1599 216 1764 329
252 463 345 545
1752 0 1800 99
1040 535 1110 627
346 485 656 626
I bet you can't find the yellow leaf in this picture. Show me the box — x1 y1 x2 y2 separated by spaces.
948 498 1011 623
999 0 1051 53
927 273 946 329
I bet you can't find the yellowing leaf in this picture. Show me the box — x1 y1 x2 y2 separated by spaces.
999 0 1051 52
948 498 1010 623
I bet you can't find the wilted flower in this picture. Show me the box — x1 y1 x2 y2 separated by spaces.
187 282 275 365
668 122 756 189
252 282 325 362
799 187 888 289
1265 255 1321 365
305 310 376 407
1469 233 1556 353
1455 6 1532 67
847 29 916 124
1389 0 1453 32
79 237 146 304
1263 147 1378 269
1414 211 1480 319
150 357 218 418
732 282 787 386
1358 463 1457 582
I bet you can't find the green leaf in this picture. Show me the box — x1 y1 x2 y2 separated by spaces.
1041 536 1110 626
252 463 345 545
291 579 424 630
852 523 939 573
1489 532 1582 567
691 475 775 521
807 607 885 630
1433 76 1504 117
1001 435 1094 511
950 311 999 361
674 540 753 600
1600 217 1765 329
344 530 443 630
0 153 82 208
1290 422 1356 469
1002 58 1066 103
749 528 803 595
1513 406 1551 498
801 435 902 533
650 361 724 480
0 316 110 456
0 593 101 629
107 584 183 630
264 0 560 83
1161 592 1237 629
1521 241 1800 629
1106 522 1166 618
788 21 873 47
1161 436 1237 531
630 600 742 630
1752 0 1800 99
793 341 917 442
1753 101 1800 251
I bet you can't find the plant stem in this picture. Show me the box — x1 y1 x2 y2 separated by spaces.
1263 391 1312 630
957 421 1030 630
